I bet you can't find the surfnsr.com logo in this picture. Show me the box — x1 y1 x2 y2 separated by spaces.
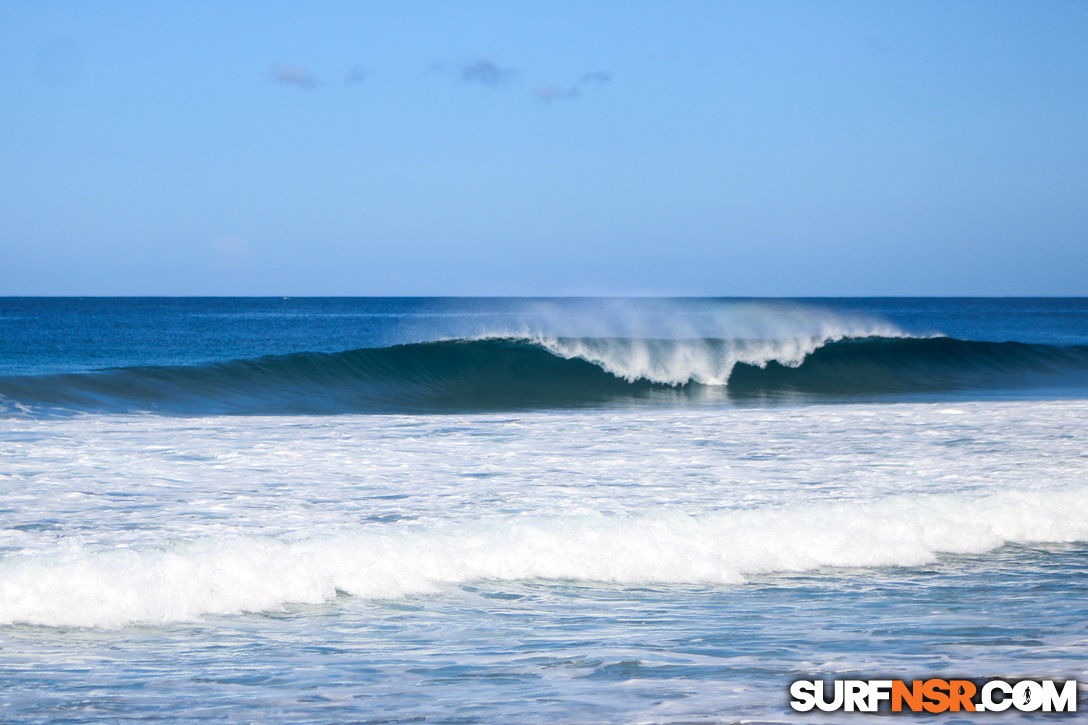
790 679 1078 713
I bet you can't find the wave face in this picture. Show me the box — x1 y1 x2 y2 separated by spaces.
2 335 1088 415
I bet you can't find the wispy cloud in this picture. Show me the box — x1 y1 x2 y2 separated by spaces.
460 58 517 87
534 85 579 103
579 71 611 86
345 65 368 84
427 57 519 88
534 70 612 103
272 65 318 89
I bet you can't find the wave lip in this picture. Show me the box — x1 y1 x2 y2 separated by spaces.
1 335 1088 415
3 486 1087 628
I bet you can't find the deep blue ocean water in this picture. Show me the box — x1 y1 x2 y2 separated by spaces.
1 298 1086 722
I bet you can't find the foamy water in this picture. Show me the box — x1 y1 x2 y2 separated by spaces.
5 486 1088 629
4 401 1088 631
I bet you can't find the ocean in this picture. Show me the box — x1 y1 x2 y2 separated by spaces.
1 297 1086 723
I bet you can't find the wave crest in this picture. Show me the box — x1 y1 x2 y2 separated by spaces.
540 334 862 386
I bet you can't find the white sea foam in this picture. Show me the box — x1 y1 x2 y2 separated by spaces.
4 400 1088 628
3 486 1087 628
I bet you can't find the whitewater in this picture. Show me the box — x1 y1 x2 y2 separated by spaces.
4 404 1088 630
3 298 1088 723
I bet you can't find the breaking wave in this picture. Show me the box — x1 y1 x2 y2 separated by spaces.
4 486 1087 628
1 335 1088 415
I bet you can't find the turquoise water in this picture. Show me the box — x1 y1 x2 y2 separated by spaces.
1 298 1086 722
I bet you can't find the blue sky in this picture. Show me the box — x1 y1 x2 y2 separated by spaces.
2 1 1086 295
